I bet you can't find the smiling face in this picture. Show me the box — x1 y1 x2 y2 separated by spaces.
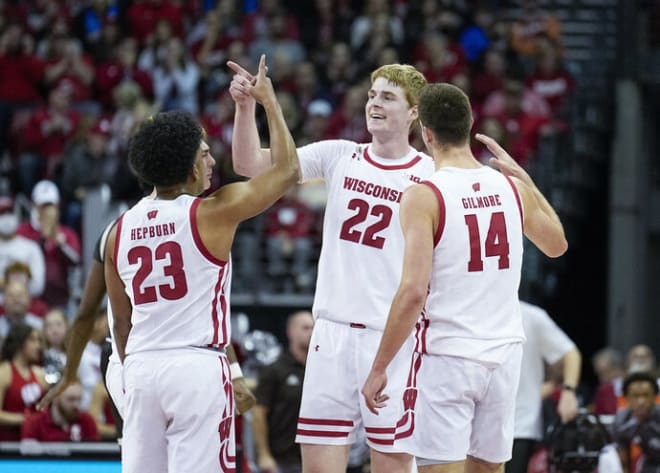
365 77 417 138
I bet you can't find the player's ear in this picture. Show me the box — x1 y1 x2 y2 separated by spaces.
190 159 201 183
409 105 419 122
421 124 433 145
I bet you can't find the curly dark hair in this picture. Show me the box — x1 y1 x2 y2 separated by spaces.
418 83 472 147
1 322 35 361
128 111 203 188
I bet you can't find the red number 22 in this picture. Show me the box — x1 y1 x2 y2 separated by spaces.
339 198 393 249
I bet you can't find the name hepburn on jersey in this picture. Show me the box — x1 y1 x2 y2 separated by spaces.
130 222 176 240
343 176 404 203
461 194 502 209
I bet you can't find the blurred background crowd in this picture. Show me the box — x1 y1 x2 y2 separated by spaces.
1 0 660 471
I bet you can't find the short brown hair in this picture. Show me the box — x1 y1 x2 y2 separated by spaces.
418 83 472 146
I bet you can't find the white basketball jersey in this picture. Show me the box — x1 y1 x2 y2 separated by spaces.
419 166 525 362
299 140 435 330
114 195 231 355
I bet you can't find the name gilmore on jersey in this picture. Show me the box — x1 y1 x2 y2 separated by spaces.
130 222 176 240
343 176 405 203
461 194 503 209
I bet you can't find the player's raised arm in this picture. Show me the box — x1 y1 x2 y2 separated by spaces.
207 55 299 224
476 133 568 258
227 58 274 177
37 259 106 410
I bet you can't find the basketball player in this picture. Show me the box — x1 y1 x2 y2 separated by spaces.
228 61 434 473
104 55 299 473
37 218 257 429
361 83 568 473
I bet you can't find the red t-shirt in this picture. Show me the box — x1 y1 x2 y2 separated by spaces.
21 409 100 442
17 222 81 308
0 362 43 441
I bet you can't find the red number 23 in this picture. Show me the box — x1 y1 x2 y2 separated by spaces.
128 242 188 305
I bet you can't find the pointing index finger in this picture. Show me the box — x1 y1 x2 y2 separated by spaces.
227 60 253 81
257 54 267 78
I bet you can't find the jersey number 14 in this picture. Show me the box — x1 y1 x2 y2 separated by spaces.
464 212 510 272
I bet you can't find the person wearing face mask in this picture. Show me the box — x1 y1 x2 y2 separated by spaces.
16 181 81 309
0 196 46 299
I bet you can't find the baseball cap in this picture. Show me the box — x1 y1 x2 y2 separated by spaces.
90 118 111 137
307 99 332 118
32 180 60 206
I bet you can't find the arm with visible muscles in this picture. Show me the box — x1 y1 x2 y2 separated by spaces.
557 347 581 423
361 184 438 414
227 59 274 177
475 133 568 258
209 55 299 223
104 226 132 364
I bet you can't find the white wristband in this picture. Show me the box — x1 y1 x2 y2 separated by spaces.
230 362 243 381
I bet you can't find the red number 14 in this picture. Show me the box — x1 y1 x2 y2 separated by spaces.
464 212 510 272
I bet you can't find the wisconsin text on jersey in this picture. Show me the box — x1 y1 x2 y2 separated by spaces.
342 176 404 203
129 222 176 240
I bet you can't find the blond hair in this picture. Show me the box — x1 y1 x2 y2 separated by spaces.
370 64 428 108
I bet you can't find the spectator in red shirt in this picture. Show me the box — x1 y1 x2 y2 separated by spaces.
17 180 81 309
21 381 100 442
413 32 466 83
471 48 507 108
0 322 47 441
15 84 81 193
127 0 184 46
95 38 153 111
0 23 45 158
591 347 626 416
0 25 45 106
40 17 95 106
241 0 300 45
483 79 553 167
525 44 574 117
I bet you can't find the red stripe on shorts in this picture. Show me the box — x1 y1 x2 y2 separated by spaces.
298 418 354 427
296 429 350 438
